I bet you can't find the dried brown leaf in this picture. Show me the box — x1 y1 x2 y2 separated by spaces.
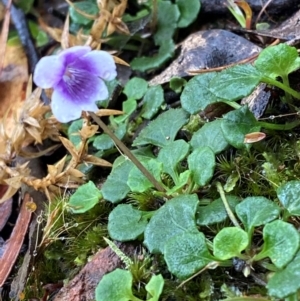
83 154 112 167
59 137 79 161
67 168 85 178
96 109 124 116
4 175 23 189
23 116 40 128
79 124 98 139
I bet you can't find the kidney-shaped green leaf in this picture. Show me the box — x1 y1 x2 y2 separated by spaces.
190 119 229 154
267 251 300 299
144 194 199 254
277 180 300 216
181 73 220 114
141 85 165 119
69 181 102 213
165 232 216 279
188 146 216 187
196 196 240 226
108 204 149 241
157 140 190 184
176 0 201 28
255 44 300 79
213 227 249 260
127 159 163 193
221 106 260 149
102 160 133 203
123 77 148 99
209 64 262 101
95 269 136 301
235 196 281 232
254 220 299 269
145 274 164 301
133 109 189 147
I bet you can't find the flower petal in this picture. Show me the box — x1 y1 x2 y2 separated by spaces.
59 68 109 103
33 56 65 88
59 46 91 66
51 88 83 123
51 71 109 122
71 50 117 81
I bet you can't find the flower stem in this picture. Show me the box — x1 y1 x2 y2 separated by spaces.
89 112 165 192
261 76 300 100
258 119 300 130
216 182 241 228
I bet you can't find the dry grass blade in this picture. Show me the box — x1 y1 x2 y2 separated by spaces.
83 154 112 167
112 56 130 66
59 137 79 161
0 0 12 77
96 109 124 117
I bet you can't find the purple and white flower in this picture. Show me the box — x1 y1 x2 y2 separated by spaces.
33 46 117 123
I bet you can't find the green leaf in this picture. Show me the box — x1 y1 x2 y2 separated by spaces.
108 205 148 241
102 160 133 203
68 119 83 148
141 85 164 119
127 159 163 193
131 40 175 72
157 140 190 184
277 180 300 215
165 232 215 279
123 77 148 99
190 120 229 154
154 1 180 45
213 227 249 260
221 106 261 149
255 44 300 79
188 147 216 186
196 196 240 226
254 220 299 268
209 64 262 100
169 77 187 93
224 173 240 192
95 269 139 301
68 181 101 213
166 170 191 194
114 99 137 124
16 0 34 13
267 251 300 299
235 196 281 233
69 1 99 25
133 108 189 147
145 274 164 301
144 194 199 254
181 73 221 114
28 21 48 47
176 0 201 28
93 123 127 150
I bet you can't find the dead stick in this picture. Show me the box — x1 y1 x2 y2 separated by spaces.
0 193 33 287
89 112 165 192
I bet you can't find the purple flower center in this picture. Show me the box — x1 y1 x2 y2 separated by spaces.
33 46 117 123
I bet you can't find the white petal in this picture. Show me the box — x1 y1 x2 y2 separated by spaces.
33 56 65 89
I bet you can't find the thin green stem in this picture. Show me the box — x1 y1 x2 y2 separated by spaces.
89 112 165 192
258 119 300 130
216 182 241 228
220 100 241 109
282 74 292 103
261 76 300 100
285 293 298 301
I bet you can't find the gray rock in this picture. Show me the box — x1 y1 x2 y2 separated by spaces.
200 0 298 15
150 29 261 85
